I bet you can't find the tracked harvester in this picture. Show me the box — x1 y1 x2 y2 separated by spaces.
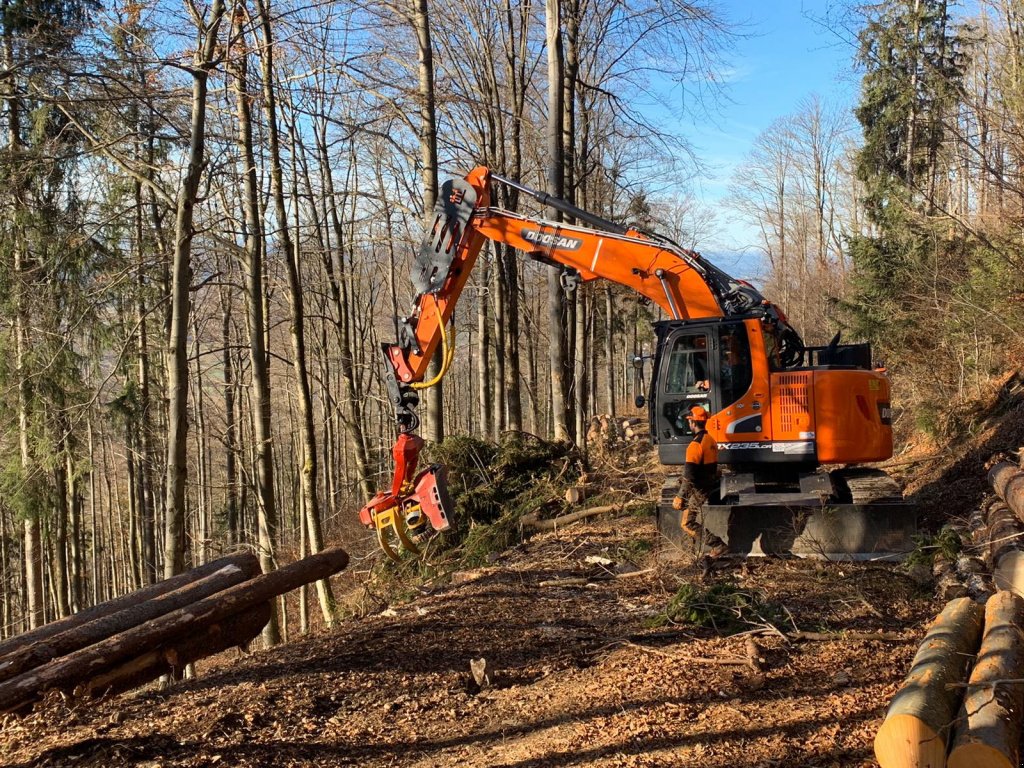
359 166 915 560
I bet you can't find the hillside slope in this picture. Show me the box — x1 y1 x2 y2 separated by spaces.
3 513 934 768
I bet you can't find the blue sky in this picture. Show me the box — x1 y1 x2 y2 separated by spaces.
682 0 861 272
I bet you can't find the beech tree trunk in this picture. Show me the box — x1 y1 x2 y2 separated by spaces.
546 0 570 442
164 0 226 579
948 591 1024 768
230 4 280 647
254 0 335 628
874 597 985 768
0 547 348 714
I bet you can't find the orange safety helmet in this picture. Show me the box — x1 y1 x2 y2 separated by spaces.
687 405 709 422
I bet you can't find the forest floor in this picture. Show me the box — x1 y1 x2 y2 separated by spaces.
0 518 937 768
4 377 1024 768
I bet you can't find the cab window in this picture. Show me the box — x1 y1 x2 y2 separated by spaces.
665 333 710 395
719 325 753 406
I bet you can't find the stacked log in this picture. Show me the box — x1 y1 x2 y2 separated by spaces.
0 546 349 714
932 552 967 601
987 464 1024 596
948 591 1024 768
989 462 1024 514
874 458 1024 766
874 597 985 768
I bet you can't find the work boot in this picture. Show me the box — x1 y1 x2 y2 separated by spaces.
708 542 730 559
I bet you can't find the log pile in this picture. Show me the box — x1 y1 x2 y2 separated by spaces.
873 458 1024 767
874 597 985 768
0 546 348 714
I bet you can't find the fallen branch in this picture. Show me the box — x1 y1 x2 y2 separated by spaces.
616 640 750 666
522 500 645 531
788 630 904 643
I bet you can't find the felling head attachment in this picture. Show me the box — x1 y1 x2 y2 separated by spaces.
358 433 454 561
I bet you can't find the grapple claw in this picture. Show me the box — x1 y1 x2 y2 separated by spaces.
360 460 454 560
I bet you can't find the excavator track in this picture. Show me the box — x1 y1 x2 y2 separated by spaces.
658 470 916 561
835 468 905 505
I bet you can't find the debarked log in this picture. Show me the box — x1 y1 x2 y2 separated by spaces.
0 553 261 684
78 602 271 700
948 591 1024 768
0 553 260 660
874 596 985 768
0 546 349 714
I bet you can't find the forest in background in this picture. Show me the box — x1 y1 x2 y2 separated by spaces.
0 0 1021 645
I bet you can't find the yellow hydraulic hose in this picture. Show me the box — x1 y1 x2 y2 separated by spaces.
411 298 455 390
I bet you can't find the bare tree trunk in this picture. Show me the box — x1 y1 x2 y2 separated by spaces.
163 0 226 579
492 249 507 437
253 0 335 628
318 127 373 500
405 0 444 443
604 286 616 416
476 259 492 437
133 180 156 586
229 4 280 646
220 285 239 547
546 0 570 442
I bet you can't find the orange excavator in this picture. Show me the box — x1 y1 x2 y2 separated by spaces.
359 166 913 561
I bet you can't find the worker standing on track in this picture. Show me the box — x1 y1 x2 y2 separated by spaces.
672 405 729 561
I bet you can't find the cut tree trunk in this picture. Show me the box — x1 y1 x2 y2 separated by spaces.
932 553 968 601
982 499 1024 596
948 591 1024 768
0 554 260 683
79 602 271 700
983 500 1024 566
989 463 1024 521
993 551 1024 597
564 485 592 504
874 596 985 768
0 553 260 659
0 547 348 714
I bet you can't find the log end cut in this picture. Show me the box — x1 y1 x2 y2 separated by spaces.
874 714 947 768
948 742 1015 768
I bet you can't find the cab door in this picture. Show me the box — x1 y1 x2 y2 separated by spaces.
652 324 716 464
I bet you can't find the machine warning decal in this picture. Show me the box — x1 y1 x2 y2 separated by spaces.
878 402 892 425
521 229 584 251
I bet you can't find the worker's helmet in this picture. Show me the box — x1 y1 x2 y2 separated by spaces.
687 405 709 423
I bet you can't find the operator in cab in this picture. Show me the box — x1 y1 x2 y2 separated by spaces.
672 405 729 561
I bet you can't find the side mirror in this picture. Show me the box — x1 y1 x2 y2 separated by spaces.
634 395 646 408
631 355 644 370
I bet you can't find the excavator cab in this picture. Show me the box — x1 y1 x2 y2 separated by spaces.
651 318 758 462
650 318 914 559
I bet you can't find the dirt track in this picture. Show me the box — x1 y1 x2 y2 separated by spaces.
1 514 934 768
